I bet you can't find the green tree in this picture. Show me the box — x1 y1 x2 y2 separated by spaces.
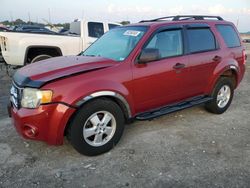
120 21 130 25
14 19 26 25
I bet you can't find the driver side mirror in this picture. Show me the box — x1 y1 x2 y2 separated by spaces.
138 48 160 64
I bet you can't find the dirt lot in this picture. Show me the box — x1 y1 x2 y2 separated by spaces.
0 46 249 188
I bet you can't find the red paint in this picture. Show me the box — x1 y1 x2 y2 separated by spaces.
11 103 75 145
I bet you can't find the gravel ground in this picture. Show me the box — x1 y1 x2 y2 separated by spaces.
0 45 249 188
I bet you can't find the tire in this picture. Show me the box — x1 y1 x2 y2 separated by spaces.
205 77 234 114
68 98 125 156
30 54 52 63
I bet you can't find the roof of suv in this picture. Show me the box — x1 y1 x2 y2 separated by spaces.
128 15 232 28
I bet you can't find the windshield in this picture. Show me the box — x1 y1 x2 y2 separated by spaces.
82 26 148 61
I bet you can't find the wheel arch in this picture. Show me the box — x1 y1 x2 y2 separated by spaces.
207 65 239 95
63 91 133 136
24 45 62 64
75 91 132 119
220 66 238 88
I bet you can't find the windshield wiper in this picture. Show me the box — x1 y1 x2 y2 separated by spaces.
83 54 96 57
84 54 103 58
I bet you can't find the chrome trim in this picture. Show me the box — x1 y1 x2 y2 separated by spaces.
75 91 132 118
10 85 17 98
12 81 24 89
10 82 23 109
229 65 237 70
10 95 18 107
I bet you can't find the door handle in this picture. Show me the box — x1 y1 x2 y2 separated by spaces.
173 63 185 69
212 55 222 62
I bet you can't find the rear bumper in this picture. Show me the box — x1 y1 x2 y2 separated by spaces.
9 102 75 145
1 50 23 66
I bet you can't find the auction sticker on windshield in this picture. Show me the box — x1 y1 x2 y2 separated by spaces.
123 30 141 37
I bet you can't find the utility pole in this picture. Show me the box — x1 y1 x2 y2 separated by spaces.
9 11 13 25
48 8 51 23
28 12 31 23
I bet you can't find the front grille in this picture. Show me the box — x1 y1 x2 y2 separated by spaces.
10 82 23 109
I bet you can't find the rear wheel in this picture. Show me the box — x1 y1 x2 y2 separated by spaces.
68 98 125 156
30 54 52 63
205 77 234 114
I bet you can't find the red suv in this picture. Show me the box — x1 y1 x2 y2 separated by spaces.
9 15 246 155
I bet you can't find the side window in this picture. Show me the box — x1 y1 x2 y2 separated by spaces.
88 22 104 38
187 28 216 53
216 25 241 48
108 24 119 30
144 30 183 58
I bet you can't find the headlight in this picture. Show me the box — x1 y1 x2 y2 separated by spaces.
21 88 53 108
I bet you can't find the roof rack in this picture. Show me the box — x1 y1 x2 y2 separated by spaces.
140 15 224 23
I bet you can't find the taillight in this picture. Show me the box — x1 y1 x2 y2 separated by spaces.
0 36 7 51
243 50 247 64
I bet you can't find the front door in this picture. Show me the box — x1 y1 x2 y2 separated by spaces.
132 29 188 113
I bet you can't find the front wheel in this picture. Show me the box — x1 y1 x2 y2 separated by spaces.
205 77 234 114
68 99 125 156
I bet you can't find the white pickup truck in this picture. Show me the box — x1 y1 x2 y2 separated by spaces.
0 20 120 66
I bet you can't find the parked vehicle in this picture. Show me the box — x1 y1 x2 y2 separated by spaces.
0 20 120 66
243 39 250 43
8 15 246 156
13 25 57 34
0 26 9 32
59 28 69 34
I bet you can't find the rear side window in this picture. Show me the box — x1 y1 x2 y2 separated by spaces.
108 24 119 30
187 28 216 53
88 22 104 38
144 29 183 58
216 25 241 48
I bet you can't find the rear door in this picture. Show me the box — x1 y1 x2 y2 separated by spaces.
132 28 188 113
182 25 221 97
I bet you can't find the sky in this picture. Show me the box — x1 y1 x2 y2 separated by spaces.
0 0 250 32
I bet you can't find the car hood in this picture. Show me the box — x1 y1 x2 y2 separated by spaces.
13 56 118 88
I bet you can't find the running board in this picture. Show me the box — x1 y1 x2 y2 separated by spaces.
135 95 213 120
